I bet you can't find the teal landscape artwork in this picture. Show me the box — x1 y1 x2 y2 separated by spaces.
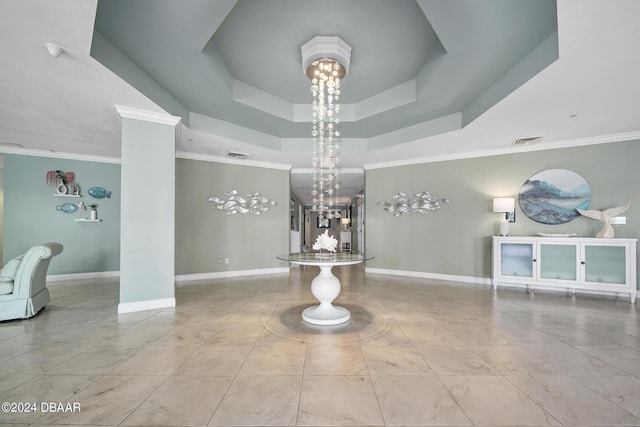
518 169 591 225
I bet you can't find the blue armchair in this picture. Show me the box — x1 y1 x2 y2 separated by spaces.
0 242 63 321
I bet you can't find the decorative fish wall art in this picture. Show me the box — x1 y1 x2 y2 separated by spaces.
88 187 112 199
56 203 78 213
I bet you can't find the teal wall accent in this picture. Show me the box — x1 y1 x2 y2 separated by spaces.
3 154 121 274
174 159 290 275
366 140 640 280
91 32 190 126
119 116 176 306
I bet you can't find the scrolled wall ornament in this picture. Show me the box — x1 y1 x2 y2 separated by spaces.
378 191 449 216
208 190 277 215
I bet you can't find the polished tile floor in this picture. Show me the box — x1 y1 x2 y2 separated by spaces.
1 264 640 426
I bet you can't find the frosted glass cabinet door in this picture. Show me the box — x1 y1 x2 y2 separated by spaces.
493 236 636 302
500 243 534 278
584 245 627 284
539 243 577 281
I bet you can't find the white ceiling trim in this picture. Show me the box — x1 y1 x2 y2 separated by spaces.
364 131 640 170
176 151 291 171
0 146 121 164
0 146 291 170
291 167 364 175
115 105 182 126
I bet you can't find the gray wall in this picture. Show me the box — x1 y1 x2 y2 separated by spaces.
174 158 290 275
366 140 640 280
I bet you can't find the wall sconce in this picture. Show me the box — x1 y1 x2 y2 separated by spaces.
493 197 515 236
341 217 350 231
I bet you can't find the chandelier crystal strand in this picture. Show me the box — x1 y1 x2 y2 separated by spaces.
310 59 342 220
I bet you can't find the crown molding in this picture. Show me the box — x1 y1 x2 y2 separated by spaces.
291 167 364 175
0 146 121 164
363 131 640 170
115 105 182 126
176 151 291 170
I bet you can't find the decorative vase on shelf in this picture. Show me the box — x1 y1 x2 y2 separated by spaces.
56 180 67 195
90 209 97 220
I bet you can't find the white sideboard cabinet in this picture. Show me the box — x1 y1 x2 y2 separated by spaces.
492 236 637 302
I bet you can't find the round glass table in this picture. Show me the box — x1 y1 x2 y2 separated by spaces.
277 252 372 325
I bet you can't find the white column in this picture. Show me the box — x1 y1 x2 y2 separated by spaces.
115 106 181 313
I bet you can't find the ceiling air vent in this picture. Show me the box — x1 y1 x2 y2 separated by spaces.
226 151 250 159
512 136 544 146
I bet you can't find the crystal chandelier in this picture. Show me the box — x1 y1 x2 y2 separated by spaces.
301 37 351 220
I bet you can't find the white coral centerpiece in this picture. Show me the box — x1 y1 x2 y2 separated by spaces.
312 230 338 253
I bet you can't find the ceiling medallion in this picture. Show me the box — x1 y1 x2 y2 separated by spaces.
301 36 352 220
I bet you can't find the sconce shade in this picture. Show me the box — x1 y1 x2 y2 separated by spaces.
493 197 515 212
341 218 350 225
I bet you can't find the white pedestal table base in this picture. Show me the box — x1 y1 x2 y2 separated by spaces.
277 253 369 326
303 264 350 325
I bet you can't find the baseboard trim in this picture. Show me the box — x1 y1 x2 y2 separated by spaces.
48 267 291 284
365 267 492 286
118 297 176 314
47 271 121 282
175 267 290 283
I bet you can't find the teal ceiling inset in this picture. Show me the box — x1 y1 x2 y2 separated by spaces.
92 0 558 148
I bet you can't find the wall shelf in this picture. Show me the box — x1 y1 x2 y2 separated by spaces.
74 218 102 222
53 194 80 197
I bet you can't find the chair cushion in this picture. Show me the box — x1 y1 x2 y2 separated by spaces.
0 279 14 295
0 258 21 280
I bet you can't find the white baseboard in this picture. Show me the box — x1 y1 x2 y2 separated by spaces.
175 267 290 283
48 267 290 284
118 297 176 314
365 267 492 286
47 271 120 282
